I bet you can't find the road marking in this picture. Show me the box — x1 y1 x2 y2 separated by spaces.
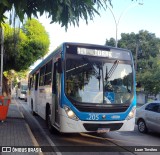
80 133 107 141
81 133 137 155
81 132 150 146
25 123 44 155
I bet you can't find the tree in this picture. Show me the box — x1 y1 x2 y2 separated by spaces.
117 30 160 72
4 69 29 87
137 57 160 97
3 18 50 71
0 0 112 29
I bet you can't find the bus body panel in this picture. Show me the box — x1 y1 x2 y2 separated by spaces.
61 94 136 121
38 86 52 119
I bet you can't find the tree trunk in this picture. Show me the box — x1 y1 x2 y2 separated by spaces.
2 75 11 97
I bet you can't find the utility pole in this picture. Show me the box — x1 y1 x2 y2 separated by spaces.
135 41 139 71
0 28 4 96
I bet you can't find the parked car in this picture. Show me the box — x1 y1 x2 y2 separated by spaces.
136 101 160 133
17 84 28 100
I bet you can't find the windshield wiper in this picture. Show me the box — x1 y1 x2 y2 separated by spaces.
105 60 119 80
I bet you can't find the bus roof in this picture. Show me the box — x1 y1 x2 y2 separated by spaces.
29 42 131 75
64 42 130 52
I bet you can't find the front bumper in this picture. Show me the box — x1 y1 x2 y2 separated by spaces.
59 115 135 133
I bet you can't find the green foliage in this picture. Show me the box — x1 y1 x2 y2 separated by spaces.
118 30 160 60
105 37 116 47
4 69 28 87
118 32 137 52
137 59 160 96
3 18 50 71
0 0 111 29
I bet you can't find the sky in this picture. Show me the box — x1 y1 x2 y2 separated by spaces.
31 0 160 67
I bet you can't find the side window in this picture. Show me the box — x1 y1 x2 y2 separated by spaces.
44 60 52 85
145 103 160 112
31 74 35 88
53 62 58 94
29 74 35 89
35 73 39 91
39 65 46 86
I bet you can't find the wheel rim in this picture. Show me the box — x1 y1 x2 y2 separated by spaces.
138 121 145 132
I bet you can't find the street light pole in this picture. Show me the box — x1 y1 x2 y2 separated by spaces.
106 6 118 47
106 1 143 47
0 28 4 96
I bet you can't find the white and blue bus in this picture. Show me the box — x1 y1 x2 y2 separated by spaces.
28 42 136 133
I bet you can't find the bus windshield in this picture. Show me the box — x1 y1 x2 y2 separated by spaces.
65 56 133 104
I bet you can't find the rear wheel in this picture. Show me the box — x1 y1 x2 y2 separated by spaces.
137 119 148 133
46 107 54 132
31 101 36 116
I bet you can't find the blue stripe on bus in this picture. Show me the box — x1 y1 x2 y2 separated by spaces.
61 93 136 121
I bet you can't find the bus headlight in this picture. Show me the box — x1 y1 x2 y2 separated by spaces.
64 106 79 121
126 106 136 120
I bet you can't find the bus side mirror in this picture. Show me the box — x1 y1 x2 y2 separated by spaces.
57 58 62 73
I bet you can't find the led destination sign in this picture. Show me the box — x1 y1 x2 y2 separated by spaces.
77 47 131 60
77 47 110 57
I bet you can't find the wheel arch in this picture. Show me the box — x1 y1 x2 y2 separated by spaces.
137 118 145 124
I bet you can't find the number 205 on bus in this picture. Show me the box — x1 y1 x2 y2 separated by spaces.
28 42 136 133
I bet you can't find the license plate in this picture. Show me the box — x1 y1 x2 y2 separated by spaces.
97 128 110 133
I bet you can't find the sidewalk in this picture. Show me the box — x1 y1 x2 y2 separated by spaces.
0 99 42 154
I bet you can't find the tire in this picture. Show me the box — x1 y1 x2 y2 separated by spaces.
31 101 36 116
46 107 54 133
137 119 148 133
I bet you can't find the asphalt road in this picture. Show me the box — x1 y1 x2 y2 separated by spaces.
17 98 160 155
